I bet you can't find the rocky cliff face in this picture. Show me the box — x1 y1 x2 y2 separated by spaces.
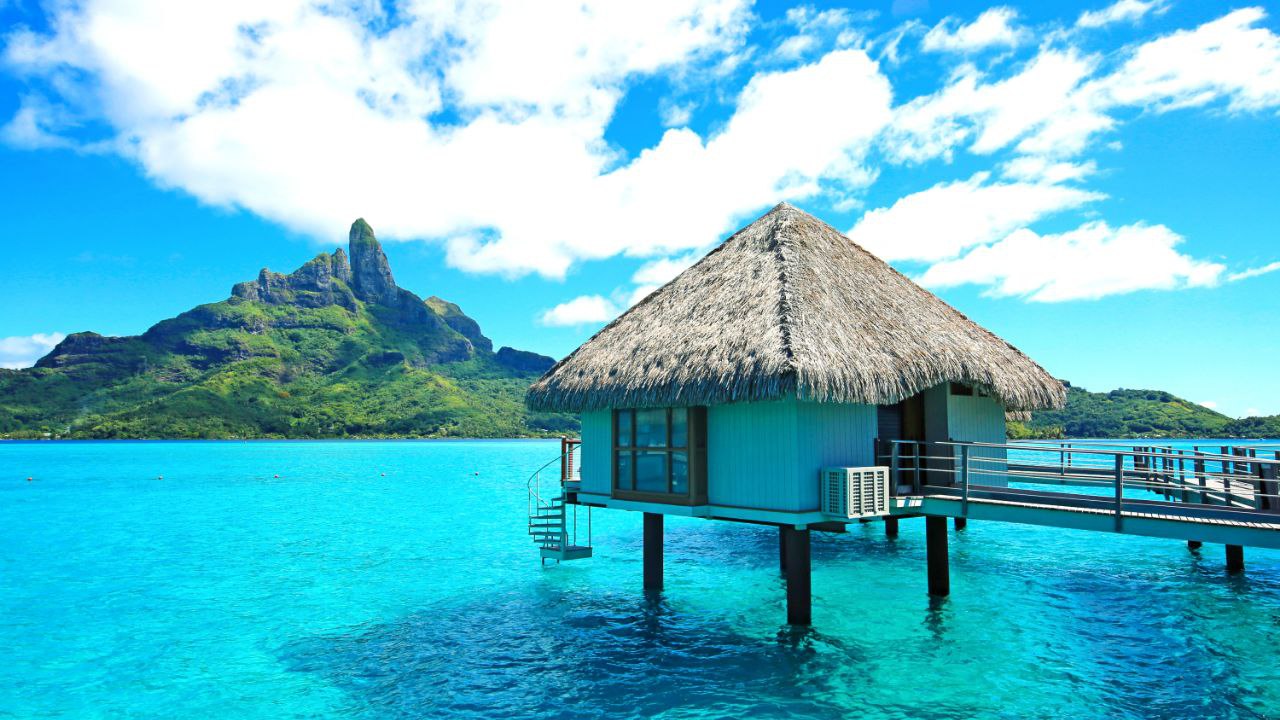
39 218 555 372
348 218 397 304
232 250 358 310
426 296 493 353
495 346 555 374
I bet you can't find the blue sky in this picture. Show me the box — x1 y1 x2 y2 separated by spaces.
0 0 1277 417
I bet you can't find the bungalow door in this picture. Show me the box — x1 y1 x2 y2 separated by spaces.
878 393 925 493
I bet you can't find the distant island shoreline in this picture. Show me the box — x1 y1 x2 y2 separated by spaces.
3 221 1275 443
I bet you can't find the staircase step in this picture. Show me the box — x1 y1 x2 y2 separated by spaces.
540 545 593 561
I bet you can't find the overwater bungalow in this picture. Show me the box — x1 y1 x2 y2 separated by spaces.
525 203 1280 625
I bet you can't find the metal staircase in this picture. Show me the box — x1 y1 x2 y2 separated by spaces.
527 438 592 563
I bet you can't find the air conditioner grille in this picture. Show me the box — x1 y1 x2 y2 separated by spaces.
821 466 890 519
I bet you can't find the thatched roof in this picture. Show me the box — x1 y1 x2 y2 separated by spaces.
527 203 1065 413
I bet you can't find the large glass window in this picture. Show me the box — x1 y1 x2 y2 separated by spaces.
614 408 691 496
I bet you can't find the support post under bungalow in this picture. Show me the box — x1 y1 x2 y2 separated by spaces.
954 517 967 530
1187 540 1202 551
643 512 663 591
1227 544 1245 574
926 515 950 597
884 517 899 538
783 526 811 625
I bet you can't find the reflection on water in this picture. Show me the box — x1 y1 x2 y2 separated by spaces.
281 589 853 719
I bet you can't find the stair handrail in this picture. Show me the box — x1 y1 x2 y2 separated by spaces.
527 452 563 517
526 442 581 517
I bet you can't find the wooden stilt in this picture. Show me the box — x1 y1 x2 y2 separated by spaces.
1187 540 1202 551
1226 544 1244 573
778 525 788 572
884 516 899 538
783 526 811 625
643 512 663 591
954 517 967 530
926 516 950 597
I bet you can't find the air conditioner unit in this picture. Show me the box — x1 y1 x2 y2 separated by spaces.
821 466 890 519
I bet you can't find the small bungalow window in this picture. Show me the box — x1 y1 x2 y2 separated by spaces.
949 382 974 396
613 408 705 501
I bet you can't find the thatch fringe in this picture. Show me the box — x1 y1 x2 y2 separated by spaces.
527 203 1065 413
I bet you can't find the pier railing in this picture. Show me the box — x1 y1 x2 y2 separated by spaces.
880 440 1280 522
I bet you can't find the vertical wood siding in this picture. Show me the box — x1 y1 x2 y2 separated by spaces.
947 394 1008 486
707 400 800 511
794 402 877 511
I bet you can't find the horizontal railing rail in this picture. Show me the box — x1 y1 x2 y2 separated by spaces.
878 439 1280 526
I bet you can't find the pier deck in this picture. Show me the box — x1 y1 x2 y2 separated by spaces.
887 440 1280 549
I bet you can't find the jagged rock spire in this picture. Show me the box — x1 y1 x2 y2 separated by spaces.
349 218 396 304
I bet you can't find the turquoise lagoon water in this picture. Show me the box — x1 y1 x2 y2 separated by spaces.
3 439 1280 719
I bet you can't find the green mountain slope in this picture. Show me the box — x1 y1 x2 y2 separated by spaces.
0 220 575 439
1011 383 1280 439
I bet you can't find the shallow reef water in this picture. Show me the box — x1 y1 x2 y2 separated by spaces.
3 439 1280 719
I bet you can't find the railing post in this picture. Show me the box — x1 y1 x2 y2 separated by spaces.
1258 459 1277 512
913 441 922 494
1114 453 1125 532
890 442 901 495
960 444 971 517
1178 454 1187 504
1194 453 1207 505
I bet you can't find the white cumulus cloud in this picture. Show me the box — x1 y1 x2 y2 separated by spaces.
0 332 66 369
847 172 1104 262
2 1 1275 313
2 0 897 281
919 221 1225 301
892 8 1280 164
539 295 620 327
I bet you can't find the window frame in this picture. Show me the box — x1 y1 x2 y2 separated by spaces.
611 407 706 505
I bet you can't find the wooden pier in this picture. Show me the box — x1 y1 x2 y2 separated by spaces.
878 440 1280 594
539 439 1280 623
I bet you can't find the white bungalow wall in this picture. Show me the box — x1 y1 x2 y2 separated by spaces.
945 392 1009 487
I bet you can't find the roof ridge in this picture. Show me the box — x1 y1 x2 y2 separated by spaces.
769 209 799 374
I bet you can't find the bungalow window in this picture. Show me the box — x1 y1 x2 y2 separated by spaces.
613 407 706 502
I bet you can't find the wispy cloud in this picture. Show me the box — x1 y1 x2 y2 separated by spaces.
1227 260 1280 283
1077 0 1168 30
921 7 1027 53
